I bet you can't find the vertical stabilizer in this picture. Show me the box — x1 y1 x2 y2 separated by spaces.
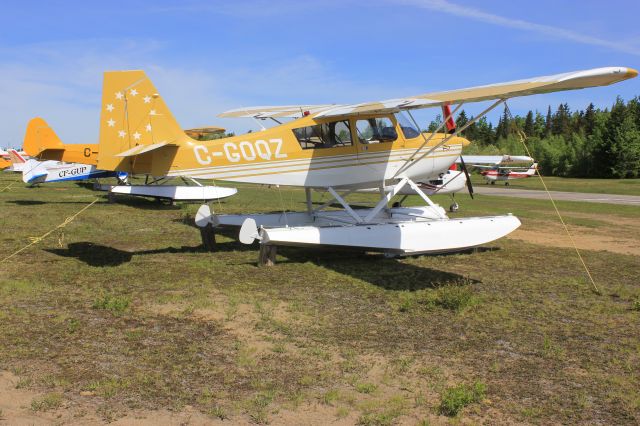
8 149 26 164
23 117 65 157
97 70 188 173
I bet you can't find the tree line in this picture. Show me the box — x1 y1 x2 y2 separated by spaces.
428 97 640 178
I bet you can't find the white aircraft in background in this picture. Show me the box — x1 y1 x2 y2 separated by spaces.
467 155 537 185
1 148 28 170
389 155 534 211
4 149 33 173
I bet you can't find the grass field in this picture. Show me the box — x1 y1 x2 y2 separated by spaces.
470 174 640 195
0 173 639 424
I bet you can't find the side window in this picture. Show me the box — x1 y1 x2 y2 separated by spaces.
355 117 397 144
293 120 352 149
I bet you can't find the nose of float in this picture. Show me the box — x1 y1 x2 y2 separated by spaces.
626 67 639 78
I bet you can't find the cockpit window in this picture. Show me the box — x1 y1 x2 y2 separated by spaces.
355 117 397 144
293 120 352 149
395 111 420 139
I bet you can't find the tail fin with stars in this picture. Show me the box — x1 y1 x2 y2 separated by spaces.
96 70 191 175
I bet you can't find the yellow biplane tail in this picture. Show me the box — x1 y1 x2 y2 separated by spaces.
23 117 99 164
23 117 65 158
97 70 191 174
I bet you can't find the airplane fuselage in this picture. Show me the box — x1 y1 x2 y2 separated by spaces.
110 113 468 189
481 169 532 182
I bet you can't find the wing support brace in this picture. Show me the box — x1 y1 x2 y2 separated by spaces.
394 99 504 178
319 177 446 225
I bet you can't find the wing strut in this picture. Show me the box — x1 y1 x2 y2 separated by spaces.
395 99 504 179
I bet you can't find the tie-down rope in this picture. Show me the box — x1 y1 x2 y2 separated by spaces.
1 198 100 263
504 103 599 294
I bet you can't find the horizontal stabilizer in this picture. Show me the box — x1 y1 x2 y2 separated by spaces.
115 142 172 157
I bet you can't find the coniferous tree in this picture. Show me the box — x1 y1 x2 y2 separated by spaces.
524 111 534 137
552 103 571 138
496 106 510 139
545 105 552 136
534 111 546 138
584 102 596 135
456 110 469 129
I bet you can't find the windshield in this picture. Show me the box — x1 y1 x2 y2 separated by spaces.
395 111 420 139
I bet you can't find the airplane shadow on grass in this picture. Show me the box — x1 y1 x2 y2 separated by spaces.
45 238 488 291
9 197 184 210
45 242 209 267
276 246 486 290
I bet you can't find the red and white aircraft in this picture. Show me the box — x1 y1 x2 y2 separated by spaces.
466 155 536 185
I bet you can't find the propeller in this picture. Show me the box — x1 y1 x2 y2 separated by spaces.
458 156 474 199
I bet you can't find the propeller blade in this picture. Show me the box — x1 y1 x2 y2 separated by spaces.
459 156 474 199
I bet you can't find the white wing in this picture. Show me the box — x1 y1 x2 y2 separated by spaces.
219 67 637 119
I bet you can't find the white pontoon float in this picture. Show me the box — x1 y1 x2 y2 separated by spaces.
194 177 520 264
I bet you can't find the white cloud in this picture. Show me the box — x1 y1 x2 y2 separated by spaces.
0 38 418 147
394 0 640 56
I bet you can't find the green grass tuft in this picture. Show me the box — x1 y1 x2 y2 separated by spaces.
30 392 63 412
355 383 377 394
439 381 486 416
429 284 479 311
92 294 130 314
208 405 228 420
357 411 398 426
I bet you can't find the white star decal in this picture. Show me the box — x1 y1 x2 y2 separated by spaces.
106 104 114 112
145 123 152 132
133 132 141 140
115 92 124 100
149 109 157 115
107 119 115 127
130 89 138 97
118 130 126 138
143 95 151 104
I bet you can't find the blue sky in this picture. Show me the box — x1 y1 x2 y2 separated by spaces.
1 0 639 147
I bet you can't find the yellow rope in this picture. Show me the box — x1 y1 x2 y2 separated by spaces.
0 180 16 193
504 104 599 293
1 198 100 263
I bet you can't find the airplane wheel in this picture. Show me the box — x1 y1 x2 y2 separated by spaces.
490 181 495 185
505 182 510 186
449 202 459 212
199 224 216 252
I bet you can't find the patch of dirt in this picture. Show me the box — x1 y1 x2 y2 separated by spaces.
509 219 640 256
0 370 57 425
270 403 359 425
562 211 640 227
0 369 226 425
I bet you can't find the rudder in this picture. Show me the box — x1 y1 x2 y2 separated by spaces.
23 117 65 158
96 70 189 173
